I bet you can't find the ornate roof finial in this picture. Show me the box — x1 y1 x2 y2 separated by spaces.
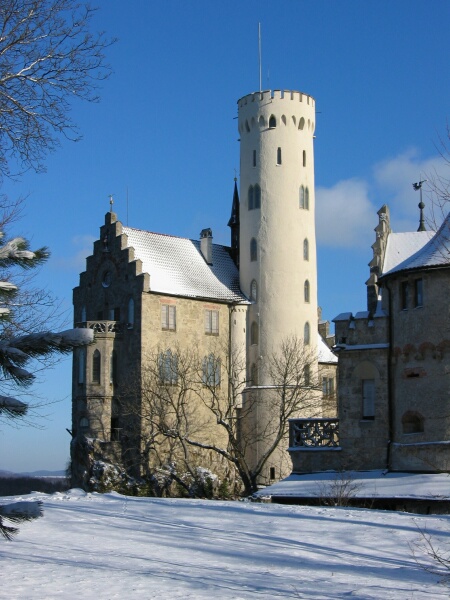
412 180 427 232
109 194 114 213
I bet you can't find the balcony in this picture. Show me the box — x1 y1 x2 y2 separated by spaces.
289 418 340 449
76 320 123 336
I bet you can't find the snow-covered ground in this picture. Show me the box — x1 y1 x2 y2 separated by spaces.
2 490 450 599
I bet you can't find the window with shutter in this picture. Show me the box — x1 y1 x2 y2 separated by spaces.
205 310 219 335
161 305 176 331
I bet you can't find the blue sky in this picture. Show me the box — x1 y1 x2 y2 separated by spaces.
1 0 449 473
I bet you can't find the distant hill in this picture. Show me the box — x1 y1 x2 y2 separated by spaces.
0 469 66 478
0 470 70 496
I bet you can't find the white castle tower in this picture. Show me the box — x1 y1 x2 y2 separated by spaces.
237 89 318 481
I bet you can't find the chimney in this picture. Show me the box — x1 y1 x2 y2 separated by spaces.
200 228 213 264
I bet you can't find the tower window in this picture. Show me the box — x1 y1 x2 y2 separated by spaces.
250 279 258 302
277 147 282 165
92 349 101 384
414 279 423 307
269 115 276 128
299 186 305 209
304 364 311 386
248 185 254 210
305 187 310 210
250 363 258 385
250 238 257 261
127 298 134 328
303 150 306 167
161 304 176 331
400 281 409 310
253 150 256 167
110 350 117 385
303 238 309 261
251 321 259 345
78 348 85 384
254 184 261 209
304 321 310 345
299 117 305 130
304 280 310 303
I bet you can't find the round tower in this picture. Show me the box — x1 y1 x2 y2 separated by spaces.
238 89 318 381
237 89 318 482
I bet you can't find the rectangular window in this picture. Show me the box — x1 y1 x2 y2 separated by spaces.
253 149 256 167
400 281 409 310
414 278 423 307
205 309 219 335
362 379 375 420
161 305 176 331
322 377 334 396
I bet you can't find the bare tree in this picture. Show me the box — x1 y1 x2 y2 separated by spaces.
0 0 115 179
427 125 450 227
120 336 323 497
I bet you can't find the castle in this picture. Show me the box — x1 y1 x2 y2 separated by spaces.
70 88 339 490
71 87 450 491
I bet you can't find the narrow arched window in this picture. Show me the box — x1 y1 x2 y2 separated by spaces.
277 147 282 165
303 150 306 167
304 280 310 303
81 306 86 323
299 186 305 209
110 350 117 385
245 120 250 132
269 115 276 128
248 185 254 210
305 187 310 210
303 238 309 261
304 321 310 345
79 417 89 431
251 363 258 386
250 238 257 262
250 279 258 302
304 364 311 386
92 349 101 383
253 150 256 167
127 298 134 328
78 348 85 384
254 184 261 209
251 321 259 345
299 117 305 130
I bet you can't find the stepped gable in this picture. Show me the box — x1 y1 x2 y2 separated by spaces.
381 212 450 277
122 226 247 303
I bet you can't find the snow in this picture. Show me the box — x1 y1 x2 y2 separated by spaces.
258 471 450 500
2 490 450 598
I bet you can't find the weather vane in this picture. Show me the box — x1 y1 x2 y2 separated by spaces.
412 179 427 232
108 194 114 212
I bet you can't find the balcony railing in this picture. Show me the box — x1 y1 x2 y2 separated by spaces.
289 418 340 449
76 320 123 334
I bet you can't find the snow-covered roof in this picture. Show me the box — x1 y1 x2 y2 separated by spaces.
122 227 247 303
317 333 338 364
382 214 450 276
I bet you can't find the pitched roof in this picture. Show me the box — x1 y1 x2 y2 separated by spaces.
122 227 248 303
317 333 338 364
382 213 450 277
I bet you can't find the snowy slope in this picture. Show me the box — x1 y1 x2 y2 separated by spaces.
1 490 450 599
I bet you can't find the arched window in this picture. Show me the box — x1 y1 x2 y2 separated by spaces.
92 349 101 383
254 184 261 209
299 117 305 130
245 120 250 132
79 417 89 431
78 348 85 384
299 186 305 209
158 350 178 385
127 298 134 328
251 363 258 386
81 306 86 322
259 115 265 128
110 350 117 385
248 185 254 210
402 411 424 434
304 321 310 345
277 147 282 165
250 238 257 261
303 150 306 167
303 238 309 261
250 279 258 302
269 115 276 128
304 280 310 303
251 321 259 345
305 187 310 210
202 354 221 386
